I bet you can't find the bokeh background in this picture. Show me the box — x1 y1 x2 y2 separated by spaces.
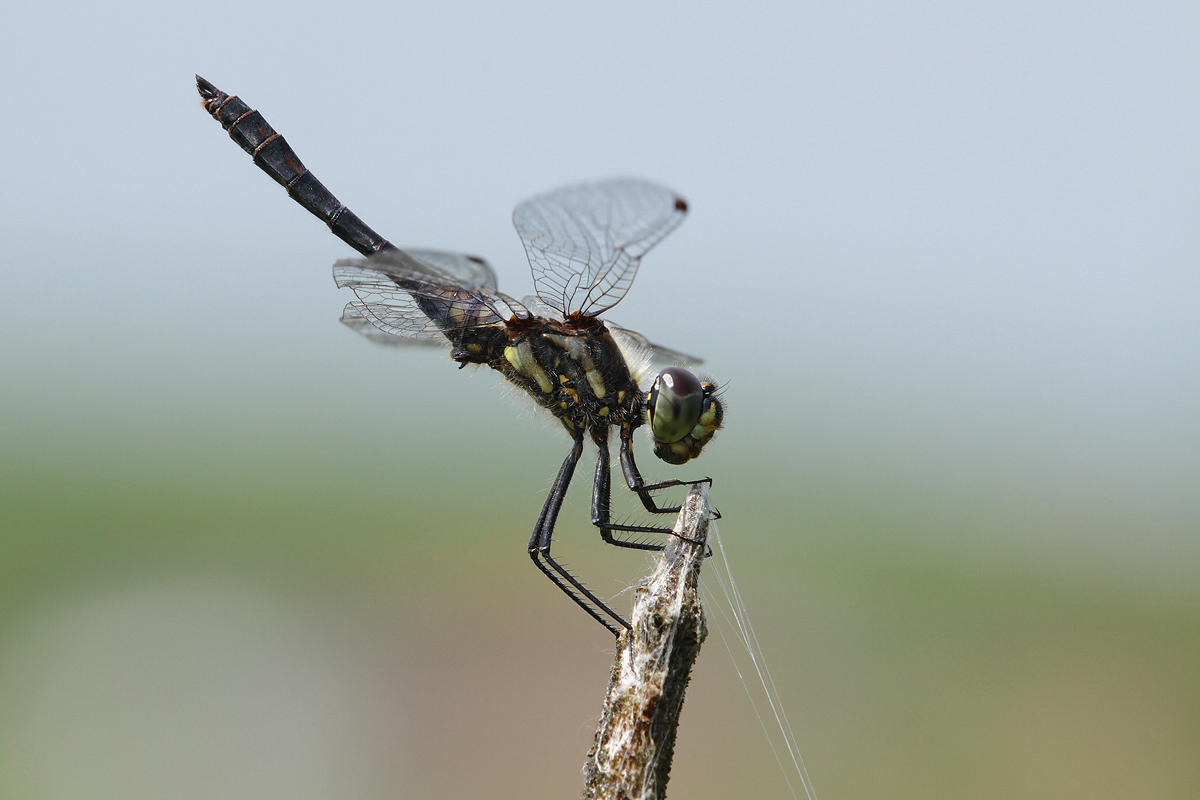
2 2 1197 798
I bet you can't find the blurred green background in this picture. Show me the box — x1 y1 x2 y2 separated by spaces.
1 2 1197 798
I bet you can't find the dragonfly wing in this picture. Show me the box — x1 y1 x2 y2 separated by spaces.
520 294 565 322
607 321 705 366
512 178 687 317
340 301 449 347
403 249 499 291
334 250 525 346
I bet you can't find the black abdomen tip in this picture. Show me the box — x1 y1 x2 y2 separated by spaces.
195 75 218 100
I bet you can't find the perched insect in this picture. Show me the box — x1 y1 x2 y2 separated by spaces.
196 76 724 635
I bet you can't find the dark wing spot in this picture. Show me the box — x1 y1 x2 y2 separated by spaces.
674 197 688 212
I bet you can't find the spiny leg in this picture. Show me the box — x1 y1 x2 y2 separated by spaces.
528 433 630 636
619 426 712 515
618 427 721 547
592 432 672 547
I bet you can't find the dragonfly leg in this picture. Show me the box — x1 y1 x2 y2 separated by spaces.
528 433 630 636
619 428 712 515
618 429 719 550
592 434 671 548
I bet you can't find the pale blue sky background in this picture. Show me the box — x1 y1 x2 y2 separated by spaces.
1 1 1197 798
3 1 1195 529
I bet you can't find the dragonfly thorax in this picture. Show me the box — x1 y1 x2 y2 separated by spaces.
497 319 646 436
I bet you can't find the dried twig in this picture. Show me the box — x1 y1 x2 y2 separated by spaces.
582 484 712 800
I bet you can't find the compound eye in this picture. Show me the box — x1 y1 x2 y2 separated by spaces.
647 367 704 444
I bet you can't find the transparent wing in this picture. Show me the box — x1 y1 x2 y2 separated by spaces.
334 249 526 345
340 247 499 289
520 294 565 322
520 292 700 363
404 249 499 290
340 302 448 348
607 321 705 366
512 178 687 318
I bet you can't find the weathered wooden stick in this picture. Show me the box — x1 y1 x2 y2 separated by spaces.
582 484 712 800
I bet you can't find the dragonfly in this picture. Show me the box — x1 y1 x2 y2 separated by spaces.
196 76 724 636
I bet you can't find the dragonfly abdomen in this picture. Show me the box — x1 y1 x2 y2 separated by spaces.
196 76 392 257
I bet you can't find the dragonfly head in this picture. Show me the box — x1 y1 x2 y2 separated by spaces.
646 366 724 465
